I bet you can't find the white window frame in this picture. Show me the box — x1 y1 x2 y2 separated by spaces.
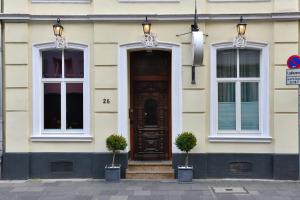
209 42 271 143
32 42 91 142
208 0 270 2
119 0 179 2
32 0 91 3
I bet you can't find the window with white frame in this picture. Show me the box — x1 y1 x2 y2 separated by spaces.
32 43 90 141
210 42 270 142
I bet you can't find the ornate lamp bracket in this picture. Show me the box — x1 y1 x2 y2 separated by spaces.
141 33 158 48
233 35 247 48
55 36 67 49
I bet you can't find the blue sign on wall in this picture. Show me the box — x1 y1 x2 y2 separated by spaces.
287 55 300 69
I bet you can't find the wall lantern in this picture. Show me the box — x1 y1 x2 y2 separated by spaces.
142 16 151 35
237 16 247 36
53 18 67 49
233 16 247 48
53 18 64 37
141 16 157 48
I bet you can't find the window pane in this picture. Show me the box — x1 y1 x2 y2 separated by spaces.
66 83 83 129
241 82 259 130
131 50 171 76
44 83 61 129
64 50 84 78
217 49 237 78
240 49 260 77
218 82 236 130
42 50 62 78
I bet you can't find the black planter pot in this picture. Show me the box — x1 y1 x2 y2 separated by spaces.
178 166 193 183
105 165 121 182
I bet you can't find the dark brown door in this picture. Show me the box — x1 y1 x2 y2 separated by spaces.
130 50 171 160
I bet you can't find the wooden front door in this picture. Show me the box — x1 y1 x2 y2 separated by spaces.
130 50 171 160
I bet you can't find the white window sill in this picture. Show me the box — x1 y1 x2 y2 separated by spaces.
208 136 272 143
32 0 91 3
208 0 270 2
119 0 179 2
31 135 93 142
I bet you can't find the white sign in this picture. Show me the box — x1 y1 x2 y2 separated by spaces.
286 69 300 85
191 31 204 66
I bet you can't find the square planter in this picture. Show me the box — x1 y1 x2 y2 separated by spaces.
178 166 193 183
105 165 121 182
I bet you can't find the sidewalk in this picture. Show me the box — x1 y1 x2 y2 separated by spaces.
0 179 299 200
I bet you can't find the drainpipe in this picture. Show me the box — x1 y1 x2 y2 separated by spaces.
0 0 4 179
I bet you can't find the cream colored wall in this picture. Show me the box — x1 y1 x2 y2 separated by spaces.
273 21 299 154
4 20 299 154
2 0 299 15
2 1 299 154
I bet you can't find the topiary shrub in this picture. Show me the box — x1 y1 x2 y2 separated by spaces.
106 134 127 167
175 132 197 167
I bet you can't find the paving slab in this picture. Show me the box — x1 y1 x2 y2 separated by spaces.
0 179 298 200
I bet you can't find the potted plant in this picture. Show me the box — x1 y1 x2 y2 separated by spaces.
175 131 197 183
105 134 127 182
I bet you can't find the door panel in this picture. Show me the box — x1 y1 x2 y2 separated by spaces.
132 81 169 160
130 50 171 161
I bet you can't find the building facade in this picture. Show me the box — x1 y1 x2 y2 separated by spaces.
0 0 299 180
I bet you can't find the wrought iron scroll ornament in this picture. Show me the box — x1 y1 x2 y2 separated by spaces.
55 36 67 49
233 35 247 48
142 32 158 48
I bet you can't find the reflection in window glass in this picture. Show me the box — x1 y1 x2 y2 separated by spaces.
241 82 259 130
217 49 237 78
44 83 61 129
65 50 84 78
218 82 236 130
240 50 260 77
42 50 62 78
66 83 83 129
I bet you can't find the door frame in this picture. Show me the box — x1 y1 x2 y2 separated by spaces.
118 42 182 156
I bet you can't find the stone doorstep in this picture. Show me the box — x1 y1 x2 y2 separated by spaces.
128 161 172 165
126 170 174 179
127 161 173 171
126 161 174 179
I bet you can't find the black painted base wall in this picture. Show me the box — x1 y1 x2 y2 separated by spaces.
2 153 128 180
2 153 299 180
172 153 299 180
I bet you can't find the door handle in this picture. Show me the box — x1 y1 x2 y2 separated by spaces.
129 108 134 120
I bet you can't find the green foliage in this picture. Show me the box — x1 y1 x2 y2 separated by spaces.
175 132 197 153
106 134 127 152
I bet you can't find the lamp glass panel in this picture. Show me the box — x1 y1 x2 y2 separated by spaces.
143 24 151 34
237 24 246 35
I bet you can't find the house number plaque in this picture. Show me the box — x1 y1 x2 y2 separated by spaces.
102 98 111 104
